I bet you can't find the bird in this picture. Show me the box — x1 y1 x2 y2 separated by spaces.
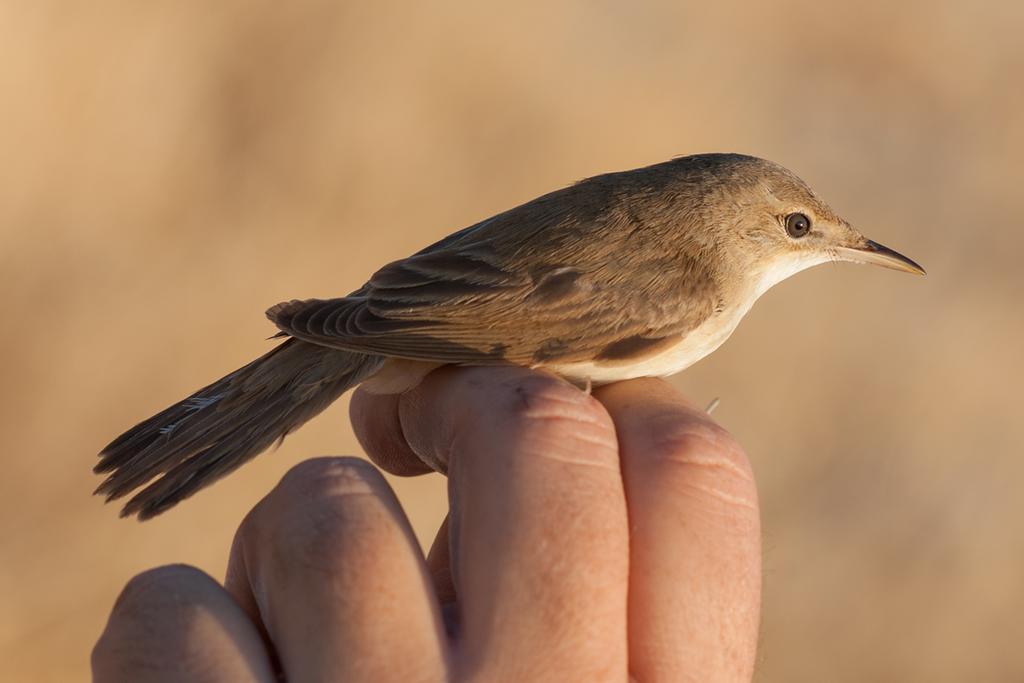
95 153 924 519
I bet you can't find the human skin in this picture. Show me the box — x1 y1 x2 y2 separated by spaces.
92 367 762 682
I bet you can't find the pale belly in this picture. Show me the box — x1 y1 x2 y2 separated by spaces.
546 310 745 385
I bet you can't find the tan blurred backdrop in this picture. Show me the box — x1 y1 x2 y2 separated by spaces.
1 1 1022 680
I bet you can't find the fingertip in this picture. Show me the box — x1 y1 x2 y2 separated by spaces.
593 376 700 413
350 388 433 476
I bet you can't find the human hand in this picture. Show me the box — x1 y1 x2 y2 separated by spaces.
93 367 761 682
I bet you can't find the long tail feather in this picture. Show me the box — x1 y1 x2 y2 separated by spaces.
95 339 383 519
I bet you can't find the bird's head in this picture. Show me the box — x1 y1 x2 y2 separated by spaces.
688 154 925 298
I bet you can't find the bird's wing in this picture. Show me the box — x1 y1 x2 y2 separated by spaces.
269 252 718 368
269 182 721 366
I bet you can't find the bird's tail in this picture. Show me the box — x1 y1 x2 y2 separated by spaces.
94 339 383 519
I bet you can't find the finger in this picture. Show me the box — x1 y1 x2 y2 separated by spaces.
350 387 434 475
426 514 459 637
426 514 456 606
594 379 761 682
398 366 630 681
224 457 450 683
92 565 275 683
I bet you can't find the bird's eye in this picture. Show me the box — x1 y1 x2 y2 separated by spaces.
785 213 811 238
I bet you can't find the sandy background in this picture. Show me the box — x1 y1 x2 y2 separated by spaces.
1 1 1022 680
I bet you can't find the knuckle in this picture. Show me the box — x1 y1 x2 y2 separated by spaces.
113 564 212 616
279 455 382 495
492 374 619 466
653 420 745 466
94 565 215 679
257 457 398 575
647 421 757 511
239 457 381 546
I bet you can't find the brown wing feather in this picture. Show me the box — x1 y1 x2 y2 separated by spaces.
268 171 722 366
268 256 717 366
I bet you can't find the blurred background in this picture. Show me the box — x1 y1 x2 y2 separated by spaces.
1 1 1021 680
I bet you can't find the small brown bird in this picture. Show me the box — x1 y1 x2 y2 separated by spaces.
96 153 924 518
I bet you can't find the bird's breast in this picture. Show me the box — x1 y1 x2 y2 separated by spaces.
546 306 748 385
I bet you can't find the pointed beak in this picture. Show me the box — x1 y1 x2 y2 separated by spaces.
836 238 926 276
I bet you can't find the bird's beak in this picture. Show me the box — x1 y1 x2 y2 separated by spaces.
836 238 926 276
